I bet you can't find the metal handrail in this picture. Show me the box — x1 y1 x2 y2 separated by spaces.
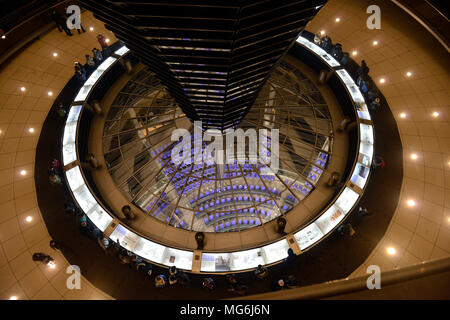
231 256 450 299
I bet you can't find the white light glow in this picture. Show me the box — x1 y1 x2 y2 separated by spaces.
89 27 94 31
406 71 412 77
387 247 396 255
352 50 357 56
400 112 406 118
379 78 385 84
20 170 27 176
9 296 17 300
335 18 340 22
407 199 416 207
432 112 439 117
53 52 58 57
20 87 26 92
373 40 378 46
48 91 53 96
28 128 35 133
26 216 33 222
320 30 325 35
410 153 418 160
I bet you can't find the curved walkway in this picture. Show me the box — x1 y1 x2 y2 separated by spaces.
33 48 402 298
307 0 450 277
0 12 114 300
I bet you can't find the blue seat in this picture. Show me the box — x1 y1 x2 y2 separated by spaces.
219 223 224 229
243 219 248 224
209 215 214 221
225 222 231 227
232 220 236 226
238 196 242 201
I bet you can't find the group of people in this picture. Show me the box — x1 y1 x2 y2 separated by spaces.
314 32 381 112
74 37 109 83
51 9 85 37
314 34 348 65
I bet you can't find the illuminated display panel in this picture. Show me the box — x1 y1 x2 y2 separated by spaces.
62 43 373 273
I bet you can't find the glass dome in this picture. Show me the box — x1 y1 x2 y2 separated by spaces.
103 60 333 232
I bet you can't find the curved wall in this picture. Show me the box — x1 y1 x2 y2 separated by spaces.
307 0 450 277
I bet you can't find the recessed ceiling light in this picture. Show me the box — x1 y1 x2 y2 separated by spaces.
89 27 94 31
26 216 33 222
387 247 396 255
53 52 58 57
400 112 406 118
410 153 418 160
432 112 439 117
20 86 26 92
406 71 412 77
1 35 5 39
407 199 416 207
373 40 378 46
105 38 110 43
47 91 53 96
352 50 357 56
48 261 56 269
335 17 340 22
9 296 17 300
320 30 325 35
28 128 35 133
20 170 27 176
379 78 385 84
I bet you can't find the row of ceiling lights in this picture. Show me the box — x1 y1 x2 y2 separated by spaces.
4 19 114 301
321 17 450 260
6 15 447 300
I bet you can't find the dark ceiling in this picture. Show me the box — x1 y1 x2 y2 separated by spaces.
80 0 327 129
